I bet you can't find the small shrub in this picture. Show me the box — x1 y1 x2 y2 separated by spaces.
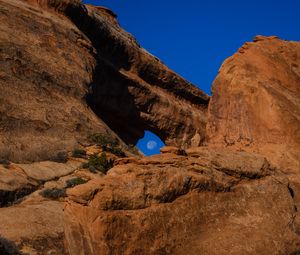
51 151 68 163
88 133 119 148
106 146 126 157
40 188 66 199
127 144 139 155
81 162 89 168
88 133 127 157
87 165 97 173
0 158 9 164
72 148 86 158
83 153 113 174
66 177 87 188
0 158 10 169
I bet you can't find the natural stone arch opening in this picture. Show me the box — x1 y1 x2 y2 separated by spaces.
61 1 209 149
136 130 165 156
86 61 208 149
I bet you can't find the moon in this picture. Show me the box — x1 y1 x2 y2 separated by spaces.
147 140 157 150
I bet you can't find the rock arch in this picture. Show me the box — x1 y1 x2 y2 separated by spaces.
65 2 210 147
0 0 209 162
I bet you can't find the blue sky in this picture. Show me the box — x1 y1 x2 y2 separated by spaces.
83 0 300 155
136 131 165 156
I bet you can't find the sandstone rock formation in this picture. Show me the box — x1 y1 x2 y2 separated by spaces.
1 0 300 254
0 0 208 162
62 34 300 254
207 35 300 173
64 148 299 255
206 36 300 218
0 165 38 207
0 155 103 255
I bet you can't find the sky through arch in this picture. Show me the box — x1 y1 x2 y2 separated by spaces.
83 0 300 154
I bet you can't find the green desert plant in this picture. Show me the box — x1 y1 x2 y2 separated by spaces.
66 177 87 188
126 144 140 155
88 133 119 148
0 158 10 169
40 188 66 199
88 133 127 157
72 148 86 158
106 146 126 157
82 153 113 174
50 151 68 163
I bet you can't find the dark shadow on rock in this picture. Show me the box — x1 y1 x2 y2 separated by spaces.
0 237 25 255
61 3 206 147
61 5 147 145
0 185 38 208
19 234 66 255
87 60 147 145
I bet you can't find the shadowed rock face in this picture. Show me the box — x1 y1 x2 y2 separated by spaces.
0 0 209 162
0 0 104 162
61 2 209 147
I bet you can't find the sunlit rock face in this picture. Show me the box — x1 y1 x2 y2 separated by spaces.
64 34 300 254
207 36 300 148
207 35 300 175
64 148 299 255
1 0 300 254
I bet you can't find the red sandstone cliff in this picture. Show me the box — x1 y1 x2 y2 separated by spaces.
207 35 300 199
0 0 300 254
0 0 208 163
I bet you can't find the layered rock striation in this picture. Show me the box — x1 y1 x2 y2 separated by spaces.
64 148 300 255
207 35 300 146
0 0 208 162
1 0 300 254
207 35 300 179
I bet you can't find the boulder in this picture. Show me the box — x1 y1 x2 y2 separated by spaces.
160 146 187 155
18 160 81 182
0 165 38 207
64 148 300 255
207 36 300 174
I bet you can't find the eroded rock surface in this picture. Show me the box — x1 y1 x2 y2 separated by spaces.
207 36 300 173
64 148 300 255
78 5 209 147
0 0 208 162
1 0 300 254
0 0 104 162
207 35 300 149
0 201 65 254
18 160 81 182
0 165 38 207
0 155 102 255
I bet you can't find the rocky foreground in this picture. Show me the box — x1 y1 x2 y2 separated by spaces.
0 0 300 254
